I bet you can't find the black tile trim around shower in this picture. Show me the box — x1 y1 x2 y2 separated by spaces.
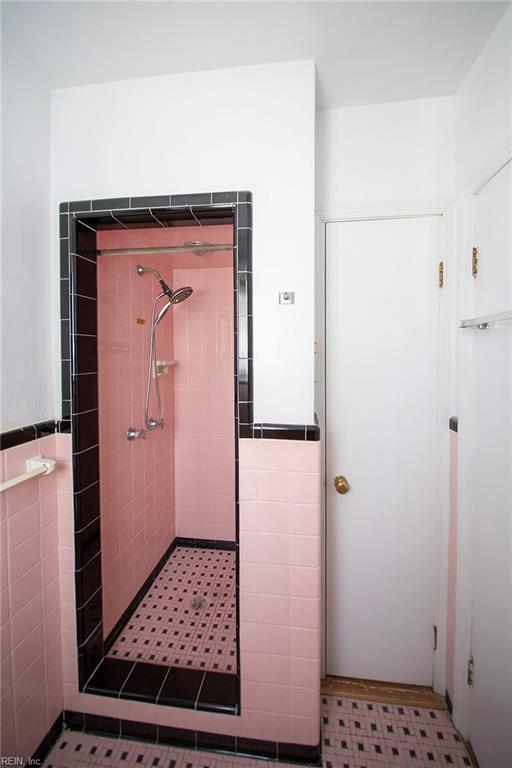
58 190 320 730
60 193 247 718
83 658 238 716
62 710 322 765
174 536 237 551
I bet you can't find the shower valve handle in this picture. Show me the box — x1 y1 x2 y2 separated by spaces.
126 427 147 441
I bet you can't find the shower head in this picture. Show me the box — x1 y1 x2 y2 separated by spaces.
170 286 193 304
153 287 192 326
136 264 173 299
137 264 192 317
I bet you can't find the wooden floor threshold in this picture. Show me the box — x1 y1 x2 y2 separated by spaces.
321 675 447 710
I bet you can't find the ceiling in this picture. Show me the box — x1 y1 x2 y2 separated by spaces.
2 1 510 108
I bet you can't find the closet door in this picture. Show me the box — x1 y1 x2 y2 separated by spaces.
326 216 441 684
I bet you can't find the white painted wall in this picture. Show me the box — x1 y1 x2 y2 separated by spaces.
456 5 512 187
316 96 455 208
49 60 316 425
1 59 55 431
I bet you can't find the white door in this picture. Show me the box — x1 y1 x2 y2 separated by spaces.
326 216 441 685
467 160 512 768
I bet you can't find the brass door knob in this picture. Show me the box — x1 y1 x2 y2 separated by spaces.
334 475 350 494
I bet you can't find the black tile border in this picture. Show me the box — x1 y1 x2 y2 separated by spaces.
251 423 320 441
0 419 58 450
59 193 244 714
449 416 458 433
63 710 322 765
30 712 63 764
174 536 237 551
83 658 237 716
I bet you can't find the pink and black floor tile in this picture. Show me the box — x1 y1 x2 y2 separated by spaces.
321 694 473 767
108 547 237 674
43 694 473 768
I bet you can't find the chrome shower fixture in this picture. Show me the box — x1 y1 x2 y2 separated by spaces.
137 264 193 306
137 264 193 430
136 264 173 299
170 285 193 303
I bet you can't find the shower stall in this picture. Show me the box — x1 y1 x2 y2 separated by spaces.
97 221 236 672
60 193 252 712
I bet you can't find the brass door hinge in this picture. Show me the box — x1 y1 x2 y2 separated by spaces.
472 247 478 278
467 655 474 686
438 262 444 288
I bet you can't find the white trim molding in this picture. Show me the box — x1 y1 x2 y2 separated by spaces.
462 136 512 196
316 197 455 224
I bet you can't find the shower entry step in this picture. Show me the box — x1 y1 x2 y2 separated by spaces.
108 545 237 674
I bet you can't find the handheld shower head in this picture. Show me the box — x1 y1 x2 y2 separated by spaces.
154 300 172 327
152 287 192 328
138 264 193 325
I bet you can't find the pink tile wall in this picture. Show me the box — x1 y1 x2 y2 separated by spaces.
96 243 176 637
0 434 64 761
59 437 321 747
445 429 458 700
173 243 235 541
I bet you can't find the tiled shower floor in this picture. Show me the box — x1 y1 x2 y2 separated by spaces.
108 546 237 674
44 695 473 767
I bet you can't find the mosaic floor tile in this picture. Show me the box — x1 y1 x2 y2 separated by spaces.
44 731 290 768
321 695 473 767
108 546 237 674
44 695 473 768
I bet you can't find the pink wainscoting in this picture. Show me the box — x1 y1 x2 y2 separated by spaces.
59 437 321 747
0 434 65 761
97 247 176 637
445 429 458 700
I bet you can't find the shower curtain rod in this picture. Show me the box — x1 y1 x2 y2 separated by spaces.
98 244 233 257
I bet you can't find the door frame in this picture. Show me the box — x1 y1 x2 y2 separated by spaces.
453 140 512 738
315 198 456 695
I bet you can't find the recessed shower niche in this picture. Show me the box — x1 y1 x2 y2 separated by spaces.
60 193 253 714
